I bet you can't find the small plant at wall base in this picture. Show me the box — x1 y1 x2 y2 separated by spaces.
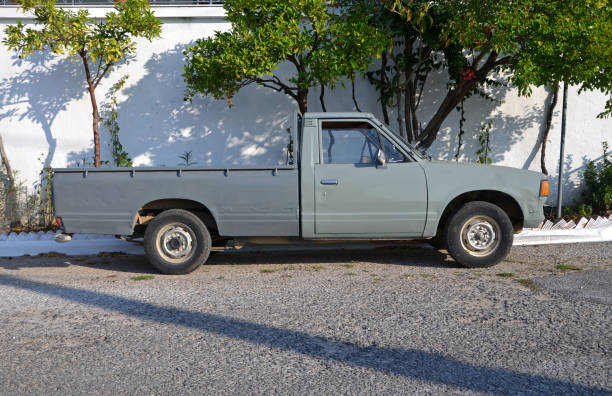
35 154 53 228
455 100 466 161
286 128 294 166
3 0 162 168
102 75 132 167
476 122 492 165
584 141 612 214
178 151 197 167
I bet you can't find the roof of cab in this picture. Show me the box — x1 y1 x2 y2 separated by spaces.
303 112 375 119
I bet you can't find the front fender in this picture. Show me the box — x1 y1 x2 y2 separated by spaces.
420 161 546 237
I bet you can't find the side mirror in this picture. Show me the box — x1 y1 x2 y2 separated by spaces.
376 149 387 168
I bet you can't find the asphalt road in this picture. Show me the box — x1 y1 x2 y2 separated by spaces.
0 243 610 395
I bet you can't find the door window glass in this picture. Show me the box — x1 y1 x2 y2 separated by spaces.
379 134 407 163
321 122 380 164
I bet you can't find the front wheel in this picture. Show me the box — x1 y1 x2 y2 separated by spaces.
144 209 212 275
444 201 513 268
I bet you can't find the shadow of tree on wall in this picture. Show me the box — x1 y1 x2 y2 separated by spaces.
92 43 296 168
419 72 541 165
522 86 558 171
0 53 85 170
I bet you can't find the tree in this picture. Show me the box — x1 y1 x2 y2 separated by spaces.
447 0 611 173
0 132 18 221
3 0 162 167
361 0 506 146
183 0 385 114
362 0 612 150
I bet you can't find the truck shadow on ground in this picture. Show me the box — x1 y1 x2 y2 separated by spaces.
0 273 607 395
0 245 458 273
206 245 458 268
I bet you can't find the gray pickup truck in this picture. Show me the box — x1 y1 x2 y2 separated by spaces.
52 112 549 274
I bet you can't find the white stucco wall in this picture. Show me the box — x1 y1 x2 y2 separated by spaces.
0 6 610 206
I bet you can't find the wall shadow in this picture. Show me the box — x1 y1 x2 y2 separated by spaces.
0 273 607 395
100 43 296 168
421 72 540 165
522 86 557 171
0 53 85 169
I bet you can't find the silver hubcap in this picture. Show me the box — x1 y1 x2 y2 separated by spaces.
160 226 193 259
460 216 500 256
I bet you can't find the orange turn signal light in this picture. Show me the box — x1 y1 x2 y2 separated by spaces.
539 180 550 197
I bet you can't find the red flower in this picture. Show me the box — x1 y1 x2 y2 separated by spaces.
460 69 476 81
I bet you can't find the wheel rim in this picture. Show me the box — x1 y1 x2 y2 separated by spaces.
156 223 197 264
459 215 500 257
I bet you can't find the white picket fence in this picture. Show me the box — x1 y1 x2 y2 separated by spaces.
514 215 612 246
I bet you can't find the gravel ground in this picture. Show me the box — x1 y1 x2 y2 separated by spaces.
0 242 610 395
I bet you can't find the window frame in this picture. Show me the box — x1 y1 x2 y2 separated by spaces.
318 118 412 165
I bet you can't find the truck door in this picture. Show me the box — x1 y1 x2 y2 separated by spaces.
314 119 427 236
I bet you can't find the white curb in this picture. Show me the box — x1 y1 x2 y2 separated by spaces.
0 237 144 257
513 224 612 246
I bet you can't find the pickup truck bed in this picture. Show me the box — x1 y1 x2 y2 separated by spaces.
53 166 299 236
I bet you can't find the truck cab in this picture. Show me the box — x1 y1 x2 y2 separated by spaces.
52 112 549 274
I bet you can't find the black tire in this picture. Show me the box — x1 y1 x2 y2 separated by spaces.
444 201 513 268
144 209 211 275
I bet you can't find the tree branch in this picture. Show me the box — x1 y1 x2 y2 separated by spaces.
471 50 488 69
255 77 299 101
94 61 113 89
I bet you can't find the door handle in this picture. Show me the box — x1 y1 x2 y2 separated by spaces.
320 179 338 185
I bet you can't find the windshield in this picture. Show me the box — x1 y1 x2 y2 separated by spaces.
378 122 426 160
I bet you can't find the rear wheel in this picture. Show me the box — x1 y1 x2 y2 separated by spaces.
144 209 211 275
444 201 513 268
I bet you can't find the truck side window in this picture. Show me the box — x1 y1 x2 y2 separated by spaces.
321 122 380 164
379 134 407 163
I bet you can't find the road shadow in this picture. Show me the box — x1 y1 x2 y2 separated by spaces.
206 244 458 268
0 253 153 274
0 273 607 395
0 244 457 273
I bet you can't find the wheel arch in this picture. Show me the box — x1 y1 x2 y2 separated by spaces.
435 190 524 237
133 198 219 236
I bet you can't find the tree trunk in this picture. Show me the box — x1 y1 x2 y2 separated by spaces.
297 88 308 114
88 85 101 168
351 77 361 112
416 84 471 149
396 88 404 139
0 133 15 187
0 132 17 221
540 84 559 175
405 80 413 142
403 35 414 142
81 54 101 168
380 50 390 124
319 85 327 112
416 51 506 150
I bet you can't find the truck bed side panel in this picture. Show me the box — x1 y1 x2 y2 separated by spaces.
52 168 299 237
